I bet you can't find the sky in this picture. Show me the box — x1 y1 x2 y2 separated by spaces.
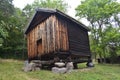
13 0 120 26
13 0 80 18
13 0 89 25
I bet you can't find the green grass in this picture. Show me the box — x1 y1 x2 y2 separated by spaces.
0 59 120 80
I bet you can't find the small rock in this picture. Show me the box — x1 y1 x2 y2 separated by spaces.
35 67 41 71
86 62 94 67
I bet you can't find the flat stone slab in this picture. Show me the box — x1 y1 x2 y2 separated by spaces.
54 62 65 67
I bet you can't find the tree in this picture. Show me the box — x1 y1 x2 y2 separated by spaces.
102 26 120 63
2 7 27 57
0 0 14 46
0 0 27 59
32 0 68 12
0 21 8 46
75 0 120 62
0 0 14 17
23 0 68 19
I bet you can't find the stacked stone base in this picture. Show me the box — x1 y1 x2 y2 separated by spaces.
22 60 41 72
52 62 74 73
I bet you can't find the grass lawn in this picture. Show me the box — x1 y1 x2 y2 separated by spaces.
0 59 120 80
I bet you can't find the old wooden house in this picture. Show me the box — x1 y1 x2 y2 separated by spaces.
25 8 92 67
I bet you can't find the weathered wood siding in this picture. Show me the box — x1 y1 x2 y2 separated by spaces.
26 15 69 59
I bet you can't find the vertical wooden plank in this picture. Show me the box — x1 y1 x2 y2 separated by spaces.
32 29 34 57
64 21 67 51
60 19 63 51
31 30 33 58
58 17 60 50
33 28 34 56
49 17 51 53
36 25 38 56
34 26 37 57
66 22 68 50
62 20 64 51
51 16 54 53
45 21 47 54
37 25 39 56
64 21 68 51
29 32 32 58
52 15 56 52
49 16 52 53
62 20 65 51
46 18 50 53
53 15 56 52
54 15 60 51
41 22 44 55
39 24 42 56
42 22 44 54
66 22 69 51
42 23 44 55
62 21 65 51
60 19 62 50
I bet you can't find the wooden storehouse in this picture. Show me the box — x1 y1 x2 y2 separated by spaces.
25 8 92 67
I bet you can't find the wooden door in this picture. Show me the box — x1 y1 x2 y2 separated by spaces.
37 39 42 57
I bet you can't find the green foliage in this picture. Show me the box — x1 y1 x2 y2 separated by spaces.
103 26 120 59
0 0 14 17
1 11 27 59
32 0 68 12
76 0 120 23
76 0 120 61
103 26 120 45
0 0 14 46
0 38 3 46
0 21 8 38
0 0 27 59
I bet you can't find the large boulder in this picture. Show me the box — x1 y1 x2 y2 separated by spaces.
22 60 41 72
66 62 74 72
52 62 74 73
52 67 67 73
23 62 36 72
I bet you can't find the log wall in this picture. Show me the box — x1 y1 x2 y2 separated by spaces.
57 15 91 57
67 21 91 56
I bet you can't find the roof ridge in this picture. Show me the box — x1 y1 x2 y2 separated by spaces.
25 8 90 34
